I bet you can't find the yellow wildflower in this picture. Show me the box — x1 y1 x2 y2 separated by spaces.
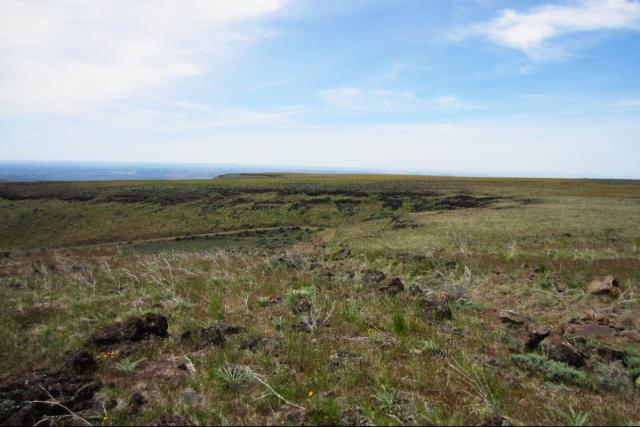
307 391 314 398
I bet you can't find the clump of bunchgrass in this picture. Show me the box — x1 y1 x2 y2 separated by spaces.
372 385 398 412
557 406 590 426
391 312 409 336
342 299 362 323
217 365 250 390
272 316 285 331
115 357 146 374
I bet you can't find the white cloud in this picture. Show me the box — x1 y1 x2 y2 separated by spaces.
469 0 640 59
318 87 476 112
0 0 284 114
85 101 303 132
318 87 421 111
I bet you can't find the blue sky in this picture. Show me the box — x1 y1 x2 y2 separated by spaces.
1 0 640 178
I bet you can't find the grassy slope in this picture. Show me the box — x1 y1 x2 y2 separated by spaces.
0 174 639 425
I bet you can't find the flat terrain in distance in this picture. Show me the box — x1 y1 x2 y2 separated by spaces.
1 174 639 425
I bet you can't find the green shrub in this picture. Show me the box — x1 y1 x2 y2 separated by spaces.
591 362 633 392
511 354 589 387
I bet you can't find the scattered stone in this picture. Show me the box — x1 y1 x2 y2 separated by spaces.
540 334 586 367
478 415 513 426
179 388 205 408
126 392 147 414
68 349 98 374
292 316 317 333
587 276 620 297
181 326 224 350
152 412 195 426
493 265 505 275
88 313 168 347
378 277 404 295
340 407 373 426
0 355 103 425
523 324 551 351
291 299 313 314
362 269 386 285
420 294 452 321
241 336 283 356
257 296 281 306
333 247 352 260
619 329 640 342
408 281 433 296
211 321 244 336
597 347 626 363
498 310 527 326
283 408 309 424
563 323 617 338
328 352 366 369
270 254 305 269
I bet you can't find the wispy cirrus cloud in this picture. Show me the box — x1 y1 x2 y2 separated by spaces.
463 0 640 60
0 0 284 115
317 87 477 112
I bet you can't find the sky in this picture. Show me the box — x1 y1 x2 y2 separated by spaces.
1 0 640 178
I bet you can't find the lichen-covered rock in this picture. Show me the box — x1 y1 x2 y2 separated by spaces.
587 276 620 297
540 334 586 367
378 277 404 294
341 406 373 426
420 293 452 321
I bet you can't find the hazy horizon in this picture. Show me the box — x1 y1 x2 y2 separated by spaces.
1 159 639 182
2 1 640 178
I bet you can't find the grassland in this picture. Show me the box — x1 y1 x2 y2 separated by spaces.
0 174 639 425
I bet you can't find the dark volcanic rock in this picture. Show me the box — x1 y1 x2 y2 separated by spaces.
270 254 305 269
419 294 452 321
587 276 620 297
540 334 586 367
378 277 405 295
180 321 243 350
341 406 373 426
291 300 313 314
0 352 102 425
153 412 195 426
524 324 551 351
498 310 528 326
328 352 366 369
88 313 168 346
241 336 283 356
563 322 617 338
127 391 147 414
362 269 386 285
68 349 98 374
478 415 513 426
597 346 626 363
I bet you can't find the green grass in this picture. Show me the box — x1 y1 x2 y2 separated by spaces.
1 174 639 425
